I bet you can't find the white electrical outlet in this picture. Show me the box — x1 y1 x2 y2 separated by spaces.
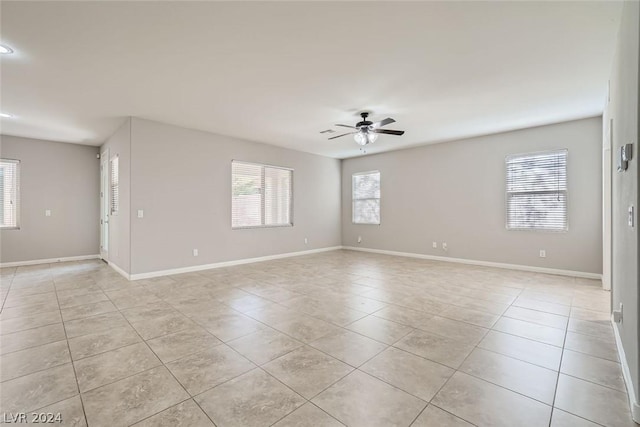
539 250 546 258
304 237 308 245
45 209 51 217
193 249 198 257
442 242 448 251
137 210 144 219
432 242 437 248
357 236 362 243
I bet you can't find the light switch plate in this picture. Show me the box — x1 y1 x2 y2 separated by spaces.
45 209 51 217
613 303 623 323
137 210 144 219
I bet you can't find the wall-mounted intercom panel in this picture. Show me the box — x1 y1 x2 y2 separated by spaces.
617 143 633 171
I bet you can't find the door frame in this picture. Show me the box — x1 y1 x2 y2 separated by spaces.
602 118 613 291
100 148 110 261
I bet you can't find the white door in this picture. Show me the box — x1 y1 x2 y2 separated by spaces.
100 149 109 261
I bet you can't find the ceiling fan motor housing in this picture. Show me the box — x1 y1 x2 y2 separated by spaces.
356 112 373 128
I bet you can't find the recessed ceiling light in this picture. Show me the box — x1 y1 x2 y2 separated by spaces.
0 45 14 54
0 113 14 118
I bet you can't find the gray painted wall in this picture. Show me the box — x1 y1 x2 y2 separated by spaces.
605 0 640 410
100 118 132 273
128 118 341 275
0 135 99 263
342 117 603 274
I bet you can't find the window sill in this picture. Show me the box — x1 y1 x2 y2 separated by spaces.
506 227 568 233
232 224 293 230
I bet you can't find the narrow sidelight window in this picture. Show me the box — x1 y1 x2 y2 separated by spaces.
0 159 19 229
110 155 119 215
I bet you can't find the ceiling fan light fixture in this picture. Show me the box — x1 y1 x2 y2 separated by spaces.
354 130 377 146
331 112 402 147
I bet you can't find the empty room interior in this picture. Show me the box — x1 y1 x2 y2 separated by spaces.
0 1 639 426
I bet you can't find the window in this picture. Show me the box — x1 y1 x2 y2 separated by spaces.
506 149 568 231
0 159 19 229
110 155 119 215
232 161 292 228
352 171 380 224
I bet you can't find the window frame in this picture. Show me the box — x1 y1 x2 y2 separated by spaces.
352 170 381 225
505 149 568 232
231 160 294 229
0 158 20 230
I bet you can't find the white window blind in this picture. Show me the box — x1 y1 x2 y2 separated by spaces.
506 149 568 231
0 159 19 229
232 161 292 228
110 156 119 215
352 171 380 224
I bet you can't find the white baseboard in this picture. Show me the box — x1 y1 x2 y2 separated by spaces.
0 254 101 268
612 319 640 423
342 246 601 280
108 261 131 280
128 246 342 281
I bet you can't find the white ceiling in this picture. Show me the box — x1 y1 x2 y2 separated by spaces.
0 1 622 159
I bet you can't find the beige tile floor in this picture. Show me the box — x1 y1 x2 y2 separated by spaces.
0 250 634 427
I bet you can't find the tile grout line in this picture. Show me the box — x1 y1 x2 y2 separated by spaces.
549 278 604 427
7 267 192 426
0 266 93 420
126 396 195 427
409 285 528 427
130 275 324 419
51 276 90 427
87 287 218 427
4 281 360 385
166 284 406 425
3 256 617 427
188 265 617 426
75 295 214 425
1 269 20 313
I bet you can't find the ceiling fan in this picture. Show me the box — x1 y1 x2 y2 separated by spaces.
329 112 405 146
